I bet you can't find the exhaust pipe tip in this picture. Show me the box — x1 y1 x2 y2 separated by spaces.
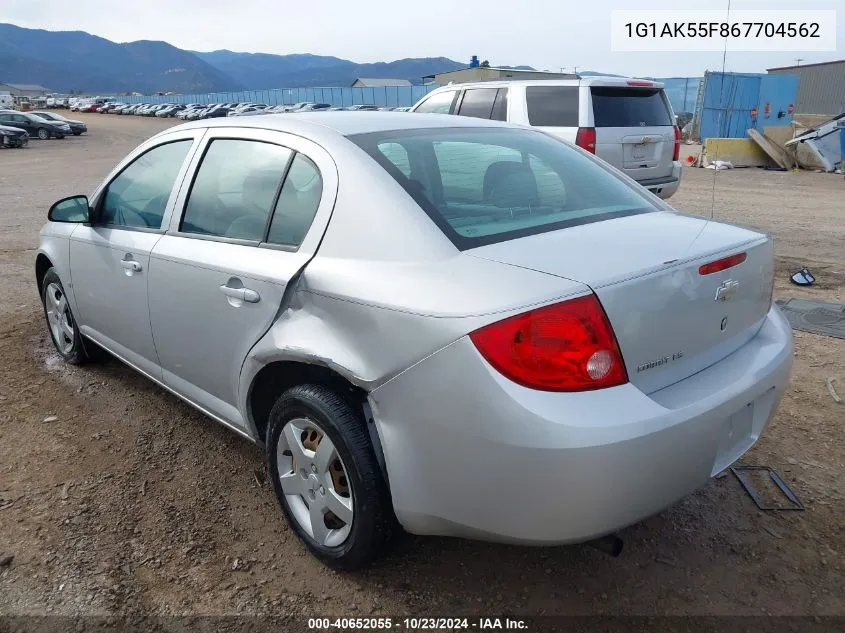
587 534 623 557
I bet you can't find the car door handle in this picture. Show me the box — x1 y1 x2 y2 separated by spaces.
219 284 261 303
120 260 142 272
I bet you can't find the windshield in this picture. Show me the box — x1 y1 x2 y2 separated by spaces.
350 127 658 249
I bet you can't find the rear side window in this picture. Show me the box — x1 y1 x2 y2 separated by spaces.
590 87 673 127
378 142 411 177
491 88 508 121
457 88 498 119
526 86 579 126
181 139 292 240
267 154 323 248
414 91 457 114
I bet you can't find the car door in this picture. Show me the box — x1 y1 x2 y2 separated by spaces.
148 128 337 429
1 113 34 135
454 87 500 120
69 131 202 379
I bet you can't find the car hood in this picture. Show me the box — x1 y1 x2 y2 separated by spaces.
0 125 26 134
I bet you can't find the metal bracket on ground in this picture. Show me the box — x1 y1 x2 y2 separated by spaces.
731 465 805 511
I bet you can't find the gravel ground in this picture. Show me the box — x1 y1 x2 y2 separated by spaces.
0 114 843 622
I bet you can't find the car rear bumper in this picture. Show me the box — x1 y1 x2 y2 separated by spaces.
638 161 682 199
370 305 792 545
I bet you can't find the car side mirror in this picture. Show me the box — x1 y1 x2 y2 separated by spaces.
48 195 91 223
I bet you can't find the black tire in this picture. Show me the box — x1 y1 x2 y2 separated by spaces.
73 132 81 136
41 268 94 365
37 128 49 140
267 384 395 570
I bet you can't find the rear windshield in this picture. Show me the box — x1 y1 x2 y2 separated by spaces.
350 127 657 249
590 87 673 127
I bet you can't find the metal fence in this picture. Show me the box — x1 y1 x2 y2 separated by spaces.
114 85 437 108
109 77 703 113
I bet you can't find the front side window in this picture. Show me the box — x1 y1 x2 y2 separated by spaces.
181 139 292 240
353 127 656 249
414 91 457 114
100 140 192 229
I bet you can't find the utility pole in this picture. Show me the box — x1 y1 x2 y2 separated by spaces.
794 58 804 66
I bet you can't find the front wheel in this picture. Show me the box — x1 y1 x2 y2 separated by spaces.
267 385 395 570
73 132 81 136
37 128 49 140
41 268 92 365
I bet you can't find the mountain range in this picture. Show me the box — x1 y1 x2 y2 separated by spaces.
0 23 478 94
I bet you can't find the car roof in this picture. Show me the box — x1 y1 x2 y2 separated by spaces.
167 111 511 139
425 76 665 90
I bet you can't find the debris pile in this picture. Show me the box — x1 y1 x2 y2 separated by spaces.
691 113 845 174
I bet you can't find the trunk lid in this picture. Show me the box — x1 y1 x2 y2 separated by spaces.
467 212 774 394
590 86 676 181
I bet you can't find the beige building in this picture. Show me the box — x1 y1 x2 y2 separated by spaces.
351 78 412 87
767 59 845 116
423 67 577 86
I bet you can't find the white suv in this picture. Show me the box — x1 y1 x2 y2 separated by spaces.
411 77 682 199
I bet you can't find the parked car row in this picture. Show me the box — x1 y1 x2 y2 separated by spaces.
97 101 412 120
0 109 87 145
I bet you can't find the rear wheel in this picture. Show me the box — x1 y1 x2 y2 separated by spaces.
266 384 395 570
73 132 81 136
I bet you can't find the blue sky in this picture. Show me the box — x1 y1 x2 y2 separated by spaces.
2 0 842 76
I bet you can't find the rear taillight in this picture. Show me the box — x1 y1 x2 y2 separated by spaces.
470 294 628 392
575 127 596 154
698 252 747 275
673 125 681 161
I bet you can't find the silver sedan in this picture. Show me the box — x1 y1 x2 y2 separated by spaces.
36 113 793 569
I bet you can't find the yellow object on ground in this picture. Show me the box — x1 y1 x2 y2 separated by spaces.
703 138 772 168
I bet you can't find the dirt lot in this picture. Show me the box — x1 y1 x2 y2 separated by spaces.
1 114 843 622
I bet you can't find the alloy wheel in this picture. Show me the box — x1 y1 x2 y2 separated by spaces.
44 282 74 355
276 417 354 547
